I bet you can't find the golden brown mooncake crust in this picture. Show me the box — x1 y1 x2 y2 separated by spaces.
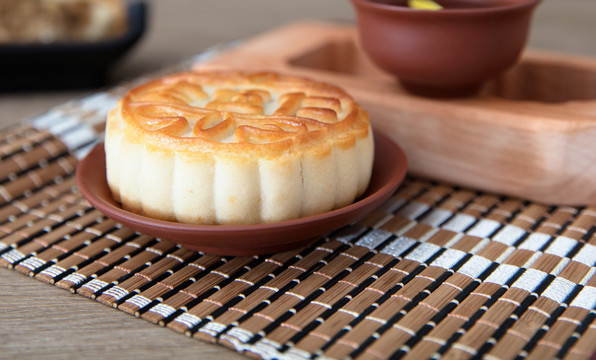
105 71 374 225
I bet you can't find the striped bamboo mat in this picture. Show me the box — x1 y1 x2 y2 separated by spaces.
1 61 596 360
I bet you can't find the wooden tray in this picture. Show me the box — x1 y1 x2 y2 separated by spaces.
194 21 596 206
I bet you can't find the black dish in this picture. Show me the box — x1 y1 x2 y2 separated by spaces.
0 1 147 91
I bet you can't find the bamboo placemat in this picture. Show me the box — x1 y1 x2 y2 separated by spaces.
1 58 596 360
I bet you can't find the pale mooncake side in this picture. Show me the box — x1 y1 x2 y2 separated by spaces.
105 71 374 225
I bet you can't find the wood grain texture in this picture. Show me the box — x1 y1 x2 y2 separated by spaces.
0 268 245 360
195 21 596 206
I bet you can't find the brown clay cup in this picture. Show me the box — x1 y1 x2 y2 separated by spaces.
351 0 541 97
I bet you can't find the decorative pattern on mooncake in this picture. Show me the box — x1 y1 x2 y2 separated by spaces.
105 71 374 224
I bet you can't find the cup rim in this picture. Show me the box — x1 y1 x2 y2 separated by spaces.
351 0 541 16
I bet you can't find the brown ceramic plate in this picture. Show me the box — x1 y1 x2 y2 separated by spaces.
76 131 407 256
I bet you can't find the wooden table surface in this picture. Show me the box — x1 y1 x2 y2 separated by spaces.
1 1 595 359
